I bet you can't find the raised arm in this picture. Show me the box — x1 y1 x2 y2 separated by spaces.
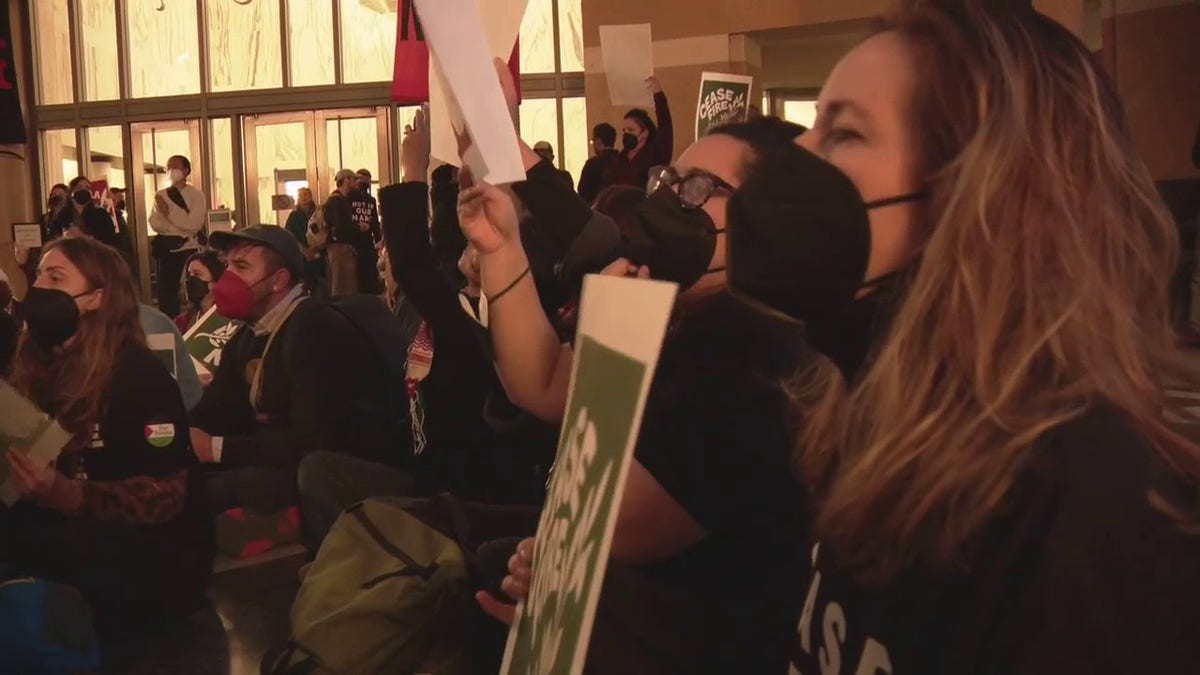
649 77 674 167
458 169 573 423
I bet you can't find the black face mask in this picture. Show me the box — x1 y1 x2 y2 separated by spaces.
48 195 64 210
23 287 91 349
623 186 724 291
622 133 639 151
725 144 926 323
185 276 211 308
72 190 92 206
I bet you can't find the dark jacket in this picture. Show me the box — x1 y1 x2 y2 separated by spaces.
322 191 357 244
285 206 326 279
188 295 405 470
603 92 674 190
349 191 382 250
380 182 556 505
577 149 619 204
51 204 119 248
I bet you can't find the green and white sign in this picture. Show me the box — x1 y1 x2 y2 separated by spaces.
182 306 243 377
0 381 72 506
695 71 754 140
500 275 677 675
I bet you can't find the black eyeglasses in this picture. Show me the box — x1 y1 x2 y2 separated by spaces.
647 165 735 209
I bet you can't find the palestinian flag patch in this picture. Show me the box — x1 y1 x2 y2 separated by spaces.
144 423 177 448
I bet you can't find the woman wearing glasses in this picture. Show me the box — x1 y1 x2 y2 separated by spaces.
459 116 814 672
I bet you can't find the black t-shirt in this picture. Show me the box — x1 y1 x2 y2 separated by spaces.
57 343 193 484
632 293 813 673
791 406 1200 675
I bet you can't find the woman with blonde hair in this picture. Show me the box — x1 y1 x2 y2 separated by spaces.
0 237 212 662
715 1 1200 671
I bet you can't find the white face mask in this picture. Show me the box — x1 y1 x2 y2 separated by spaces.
169 169 185 184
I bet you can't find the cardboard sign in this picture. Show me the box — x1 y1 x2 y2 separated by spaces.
500 275 677 675
695 72 754 139
419 0 528 184
182 306 243 377
0 381 71 506
599 24 654 107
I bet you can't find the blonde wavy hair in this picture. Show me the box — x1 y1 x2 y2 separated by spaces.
796 1 1200 583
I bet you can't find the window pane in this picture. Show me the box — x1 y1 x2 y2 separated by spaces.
210 119 236 212
289 0 335 86
206 0 283 91
519 98 559 166
327 117 380 181
254 122 308 227
782 100 818 129
33 0 73 105
339 0 396 84
519 0 556 74
561 97 587 186
43 129 79 193
86 125 125 191
558 0 582 72
127 0 200 97
80 0 119 101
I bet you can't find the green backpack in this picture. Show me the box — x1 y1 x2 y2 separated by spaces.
262 498 473 675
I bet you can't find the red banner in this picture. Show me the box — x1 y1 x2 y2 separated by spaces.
390 0 521 104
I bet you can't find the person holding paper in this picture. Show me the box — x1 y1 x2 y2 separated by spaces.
462 117 812 673
603 76 674 192
0 236 213 657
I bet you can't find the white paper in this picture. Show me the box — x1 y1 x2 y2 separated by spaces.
421 0 528 184
599 24 654 107
12 223 42 249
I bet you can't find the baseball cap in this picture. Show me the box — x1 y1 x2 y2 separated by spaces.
334 169 357 184
209 226 306 285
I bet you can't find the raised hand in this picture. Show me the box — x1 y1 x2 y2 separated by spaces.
646 76 663 95
456 166 521 256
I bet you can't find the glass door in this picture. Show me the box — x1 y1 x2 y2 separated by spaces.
128 120 202 300
243 113 318 228
316 108 392 198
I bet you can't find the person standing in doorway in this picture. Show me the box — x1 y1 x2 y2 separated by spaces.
322 169 360 296
285 187 326 294
352 169 383 295
577 123 619 204
149 156 207 318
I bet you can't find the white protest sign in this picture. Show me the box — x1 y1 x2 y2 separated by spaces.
599 24 654 107
420 0 527 184
500 275 678 675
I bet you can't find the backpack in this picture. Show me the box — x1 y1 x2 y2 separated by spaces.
0 577 101 674
261 497 475 675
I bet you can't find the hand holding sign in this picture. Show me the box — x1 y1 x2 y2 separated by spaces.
457 167 522 256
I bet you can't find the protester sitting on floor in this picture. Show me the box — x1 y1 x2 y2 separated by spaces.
188 226 408 516
175 250 226 333
0 237 213 663
461 115 813 673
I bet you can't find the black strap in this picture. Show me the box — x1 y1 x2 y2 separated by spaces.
400 0 424 41
346 502 438 580
166 186 190 213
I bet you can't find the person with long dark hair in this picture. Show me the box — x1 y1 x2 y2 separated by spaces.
49 177 118 247
602 76 674 191
0 237 213 663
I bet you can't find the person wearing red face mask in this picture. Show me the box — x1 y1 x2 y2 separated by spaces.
187 226 406 515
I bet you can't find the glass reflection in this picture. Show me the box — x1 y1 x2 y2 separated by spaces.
80 0 120 101
289 0 336 86
127 0 201 97
519 0 556 74
206 0 283 91
33 0 73 105
339 0 397 83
